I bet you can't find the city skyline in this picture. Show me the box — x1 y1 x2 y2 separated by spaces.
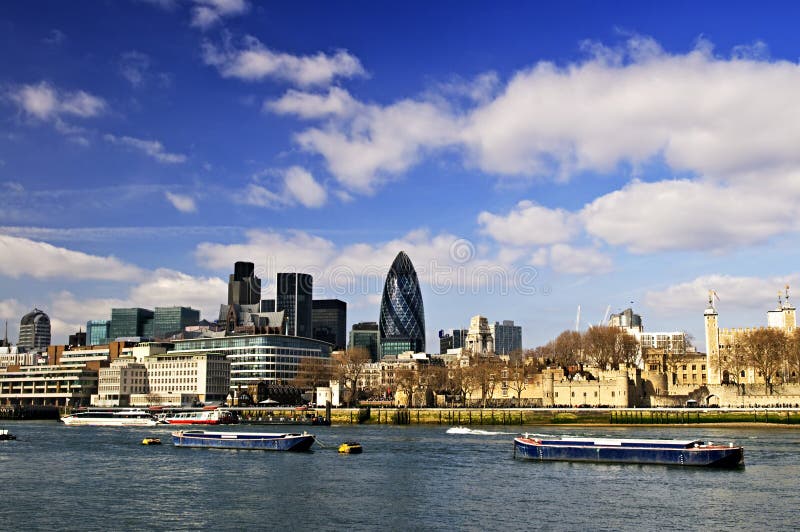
3 2 800 348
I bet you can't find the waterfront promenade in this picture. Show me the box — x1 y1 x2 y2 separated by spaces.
233 406 800 426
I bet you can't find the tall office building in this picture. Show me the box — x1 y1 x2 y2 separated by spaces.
312 299 347 350
86 320 111 345
109 308 154 340
228 261 261 306
491 320 523 355
439 328 468 354
18 309 51 351
153 306 200 339
379 251 426 356
276 273 313 337
68 331 86 347
349 322 380 361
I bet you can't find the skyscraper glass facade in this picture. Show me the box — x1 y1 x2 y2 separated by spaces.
379 251 426 357
153 306 200 339
312 299 347 350
491 320 523 355
228 261 261 306
86 320 111 345
349 321 380 361
109 308 154 340
276 273 313 338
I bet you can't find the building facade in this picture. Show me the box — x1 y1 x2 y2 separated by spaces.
170 333 331 391
86 320 111 346
312 299 347 350
18 309 51 351
379 251 426 357
228 261 261 306
491 320 522 355
97 358 148 406
110 308 154 340
350 322 380 361
277 272 313 338
153 306 200 339
143 351 230 405
465 315 493 354
439 328 467 355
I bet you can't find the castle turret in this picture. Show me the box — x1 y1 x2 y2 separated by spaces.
704 291 721 385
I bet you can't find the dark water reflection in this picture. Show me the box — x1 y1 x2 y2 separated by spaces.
2 422 798 531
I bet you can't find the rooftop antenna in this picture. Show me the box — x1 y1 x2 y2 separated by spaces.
786 285 791 307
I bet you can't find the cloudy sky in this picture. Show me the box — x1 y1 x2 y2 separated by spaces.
3 1 800 349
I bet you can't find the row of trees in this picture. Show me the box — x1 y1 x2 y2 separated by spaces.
291 348 535 407
527 326 644 370
721 327 800 394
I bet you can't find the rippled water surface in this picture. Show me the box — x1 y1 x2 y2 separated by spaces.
2 421 799 531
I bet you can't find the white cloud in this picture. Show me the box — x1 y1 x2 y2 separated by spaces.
119 51 171 88
546 244 613 275
202 35 365 86
190 0 249 29
104 134 187 164
0 235 144 281
644 273 800 315
478 200 578 246
268 36 800 227
9 82 106 121
266 87 361 119
127 269 227 319
242 166 327 209
283 167 327 208
294 97 460 193
165 192 198 213
581 178 800 253
0 298 25 321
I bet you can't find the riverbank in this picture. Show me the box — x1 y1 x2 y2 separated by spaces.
322 407 800 426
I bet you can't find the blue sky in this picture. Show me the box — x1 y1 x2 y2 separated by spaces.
3 1 800 349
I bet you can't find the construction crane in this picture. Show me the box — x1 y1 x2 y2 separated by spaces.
599 305 611 326
575 305 581 332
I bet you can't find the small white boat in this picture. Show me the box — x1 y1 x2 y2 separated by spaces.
61 409 159 427
158 408 237 425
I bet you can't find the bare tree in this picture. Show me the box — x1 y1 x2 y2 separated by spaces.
291 356 332 391
742 328 787 395
393 366 416 406
506 360 529 406
721 336 749 392
583 326 619 369
331 347 371 406
553 330 582 367
618 332 640 368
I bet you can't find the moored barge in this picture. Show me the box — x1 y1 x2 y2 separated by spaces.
172 430 315 451
514 435 744 468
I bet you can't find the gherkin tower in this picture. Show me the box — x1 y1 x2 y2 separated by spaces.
379 251 426 357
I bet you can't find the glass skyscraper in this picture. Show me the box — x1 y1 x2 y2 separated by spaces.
379 251 426 356
228 261 261 306
276 273 313 338
109 308 154 340
350 321 380 361
312 299 347 350
86 320 111 345
153 306 200 339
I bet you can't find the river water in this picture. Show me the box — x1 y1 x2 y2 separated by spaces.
2 421 798 531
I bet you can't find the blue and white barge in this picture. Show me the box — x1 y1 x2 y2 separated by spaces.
514 435 744 468
172 430 315 451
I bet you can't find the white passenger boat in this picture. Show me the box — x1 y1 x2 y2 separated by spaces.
159 408 237 425
60 409 160 426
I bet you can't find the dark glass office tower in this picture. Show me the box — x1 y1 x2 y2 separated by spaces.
109 308 154 339
350 321 380 361
312 299 347 350
276 273 313 338
379 251 426 356
228 261 261 306
153 306 200 339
